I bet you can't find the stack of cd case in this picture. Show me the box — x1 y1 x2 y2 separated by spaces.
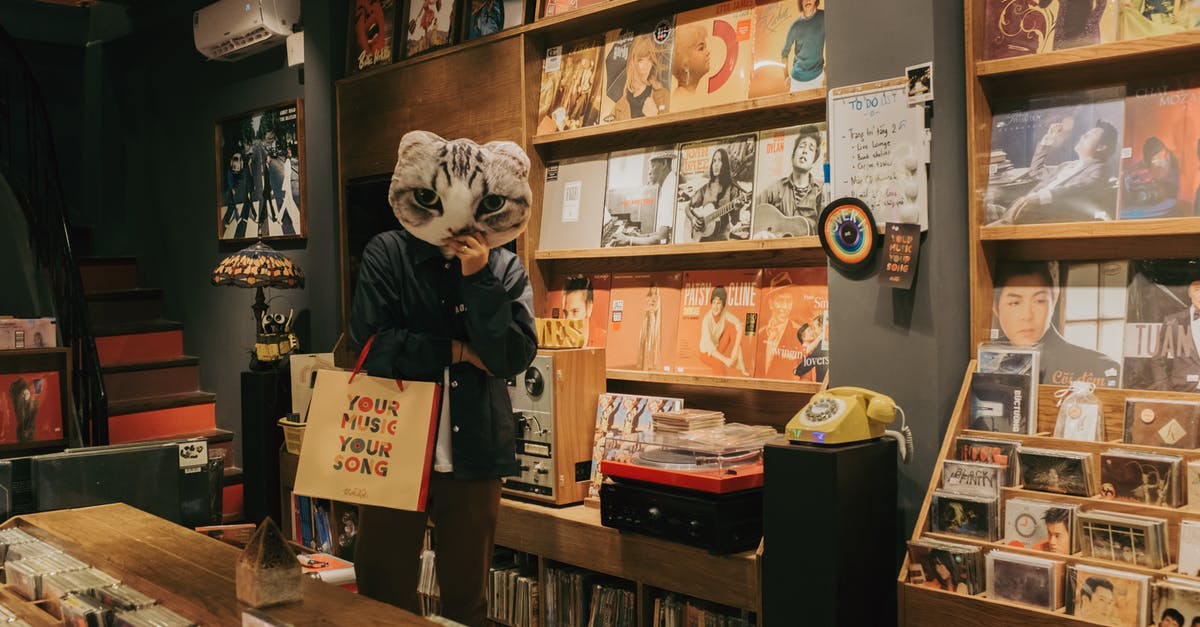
111 605 195 627
42 568 121 615
940 459 1005 499
954 435 1020 485
1124 398 1200 449
1003 497 1080 553
929 489 1000 541
1017 448 1095 496
60 592 110 627
6 552 89 600
0 528 38 561
904 538 985 595
986 550 1063 611
969 344 1040 435
1078 509 1169 569
1099 448 1184 507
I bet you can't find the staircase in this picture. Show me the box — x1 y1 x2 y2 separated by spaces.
80 256 245 523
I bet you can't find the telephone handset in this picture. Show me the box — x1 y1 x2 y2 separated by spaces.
786 386 914 462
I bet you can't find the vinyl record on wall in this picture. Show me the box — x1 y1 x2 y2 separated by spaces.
818 197 879 276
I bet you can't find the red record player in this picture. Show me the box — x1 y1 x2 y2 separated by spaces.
598 425 775 494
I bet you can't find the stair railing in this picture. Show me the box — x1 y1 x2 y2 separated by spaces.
0 24 108 446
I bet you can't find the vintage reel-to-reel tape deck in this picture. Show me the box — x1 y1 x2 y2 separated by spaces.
504 348 605 505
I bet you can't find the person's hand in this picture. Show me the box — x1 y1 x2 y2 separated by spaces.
456 342 492 375
446 233 489 276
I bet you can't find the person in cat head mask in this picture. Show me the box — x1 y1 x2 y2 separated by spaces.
349 130 538 626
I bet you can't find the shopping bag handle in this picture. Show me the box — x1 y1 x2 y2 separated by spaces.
349 335 404 391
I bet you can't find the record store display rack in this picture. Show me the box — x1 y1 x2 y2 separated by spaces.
336 0 833 623
900 1 1200 624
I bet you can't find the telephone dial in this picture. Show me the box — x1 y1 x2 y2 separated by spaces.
786 386 914 462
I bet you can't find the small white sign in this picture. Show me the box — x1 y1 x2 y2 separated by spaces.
561 181 582 222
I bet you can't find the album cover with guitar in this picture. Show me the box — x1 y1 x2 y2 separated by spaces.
602 145 678 247
673 134 757 244
546 272 612 349
606 271 682 372
755 267 828 381
752 123 828 239
675 269 761 377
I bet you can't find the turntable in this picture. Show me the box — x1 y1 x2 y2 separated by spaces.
599 425 780 554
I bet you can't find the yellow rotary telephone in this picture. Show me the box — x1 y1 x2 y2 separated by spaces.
787 387 913 461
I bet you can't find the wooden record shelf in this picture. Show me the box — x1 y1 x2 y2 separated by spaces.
532 89 827 158
606 369 824 394
978 218 1200 261
534 237 826 272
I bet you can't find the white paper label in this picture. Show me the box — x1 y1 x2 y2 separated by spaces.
178 440 209 469
545 46 562 72
1160 419 1187 445
1121 146 1133 159
561 181 582 222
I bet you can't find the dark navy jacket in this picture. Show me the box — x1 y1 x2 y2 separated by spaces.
349 229 537 480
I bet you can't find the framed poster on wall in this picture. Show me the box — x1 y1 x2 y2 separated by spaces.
0 348 70 457
215 100 307 243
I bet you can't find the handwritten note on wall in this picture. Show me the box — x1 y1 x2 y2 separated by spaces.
829 77 928 232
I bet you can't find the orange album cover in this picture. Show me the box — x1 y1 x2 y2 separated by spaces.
755 267 828 381
606 271 683 372
675 269 761 377
546 272 612 348
671 0 754 113
749 0 826 98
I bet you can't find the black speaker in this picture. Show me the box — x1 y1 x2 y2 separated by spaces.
241 370 290 525
763 439 897 626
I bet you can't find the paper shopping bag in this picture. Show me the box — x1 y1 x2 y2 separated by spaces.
293 361 441 512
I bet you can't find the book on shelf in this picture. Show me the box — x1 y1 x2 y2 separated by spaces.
546 272 612 349
605 271 682 372
345 0 398 76
602 146 679 248
675 269 761 377
540 154 610 251
651 592 754 627
537 36 605 134
674 134 758 245
671 1 754 113
753 267 828 381
982 0 1119 60
599 19 675 124
751 124 828 239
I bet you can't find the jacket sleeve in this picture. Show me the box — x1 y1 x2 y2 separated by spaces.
348 236 451 382
460 252 538 379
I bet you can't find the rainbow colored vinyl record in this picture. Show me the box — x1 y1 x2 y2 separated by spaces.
818 198 879 275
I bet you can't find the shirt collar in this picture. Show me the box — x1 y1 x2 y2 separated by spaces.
401 229 447 266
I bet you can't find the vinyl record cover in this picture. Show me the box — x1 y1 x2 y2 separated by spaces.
987 551 1060 610
1153 581 1200 626
465 0 524 40
540 153 609 250
1118 80 1200 219
536 37 605 134
405 0 457 56
674 134 757 244
606 271 682 372
1099 449 1182 507
751 124 828 239
1004 498 1075 554
546 273 612 349
587 393 683 500
956 435 1020 485
930 490 998 540
0 372 62 445
671 0 754 113
1066 564 1149 625
941 460 1004 499
600 19 674 123
1120 0 1200 39
1019 449 1093 496
1124 259 1200 392
1179 520 1200 576
968 372 1031 434
346 0 398 75
0 318 56 350
983 0 1118 60
989 259 1127 387
675 269 761 377
749 0 826 98
602 146 678 247
754 267 828 381
985 88 1126 226
905 540 982 594
542 0 606 18
1124 398 1200 449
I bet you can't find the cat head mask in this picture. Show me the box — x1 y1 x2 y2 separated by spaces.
388 130 532 255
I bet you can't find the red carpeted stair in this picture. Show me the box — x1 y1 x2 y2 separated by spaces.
82 256 244 522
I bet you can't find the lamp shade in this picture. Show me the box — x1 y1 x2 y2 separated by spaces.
211 241 305 289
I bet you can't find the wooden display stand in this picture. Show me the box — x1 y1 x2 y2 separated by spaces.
0 503 430 625
898 3 1200 624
